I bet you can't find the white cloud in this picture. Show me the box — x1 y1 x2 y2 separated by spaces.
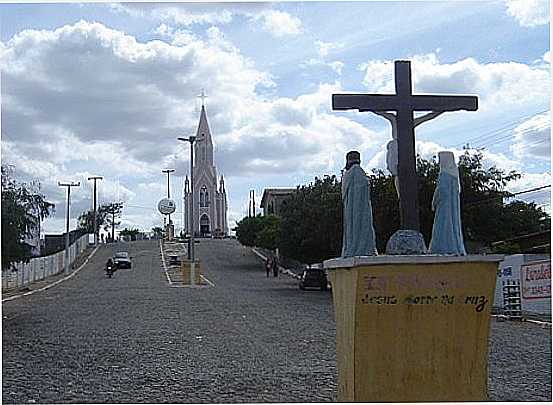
511 111 551 160
255 10 303 37
152 7 234 27
316 40 343 58
1 21 383 233
300 58 344 76
110 3 301 38
505 0 550 27
329 61 345 75
358 53 550 111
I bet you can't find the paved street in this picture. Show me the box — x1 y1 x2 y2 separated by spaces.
2 239 551 403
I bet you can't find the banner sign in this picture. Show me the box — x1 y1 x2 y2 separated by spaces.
521 260 551 300
158 198 176 215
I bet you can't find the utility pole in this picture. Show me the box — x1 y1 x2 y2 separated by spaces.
87 176 103 246
252 189 256 217
248 190 256 217
58 181 80 274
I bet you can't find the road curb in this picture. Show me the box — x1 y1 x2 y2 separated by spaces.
2 245 101 303
159 240 214 287
159 240 173 286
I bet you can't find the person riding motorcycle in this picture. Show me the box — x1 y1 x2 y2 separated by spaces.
106 258 115 277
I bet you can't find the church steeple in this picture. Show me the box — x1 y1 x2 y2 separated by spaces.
194 104 214 167
186 89 228 238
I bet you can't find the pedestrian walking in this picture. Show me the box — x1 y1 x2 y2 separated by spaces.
265 257 271 278
272 256 279 278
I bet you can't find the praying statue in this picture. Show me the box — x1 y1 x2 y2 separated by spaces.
429 151 466 255
341 151 378 257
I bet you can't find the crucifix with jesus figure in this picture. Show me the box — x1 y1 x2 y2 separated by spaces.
333 60 478 233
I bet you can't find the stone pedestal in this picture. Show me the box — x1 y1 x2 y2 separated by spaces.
181 259 202 285
323 255 503 402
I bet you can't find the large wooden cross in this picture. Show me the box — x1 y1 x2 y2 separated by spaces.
333 60 478 231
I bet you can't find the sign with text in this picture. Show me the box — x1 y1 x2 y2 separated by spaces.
521 260 551 300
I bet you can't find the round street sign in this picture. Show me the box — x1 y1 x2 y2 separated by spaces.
158 198 176 215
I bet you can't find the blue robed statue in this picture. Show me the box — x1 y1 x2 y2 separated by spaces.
429 151 466 255
341 151 378 257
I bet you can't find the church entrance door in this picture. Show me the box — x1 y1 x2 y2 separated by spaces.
200 214 210 237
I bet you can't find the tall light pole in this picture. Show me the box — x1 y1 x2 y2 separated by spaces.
162 169 175 225
58 181 80 274
87 176 103 246
177 136 203 262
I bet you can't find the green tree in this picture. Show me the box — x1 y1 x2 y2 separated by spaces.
120 227 140 241
235 215 266 247
151 226 164 239
1 165 55 270
255 215 281 250
77 205 109 233
235 214 282 250
276 150 549 262
102 202 124 242
279 176 342 264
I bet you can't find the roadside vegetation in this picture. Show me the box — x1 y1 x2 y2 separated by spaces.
1 165 55 270
235 150 550 264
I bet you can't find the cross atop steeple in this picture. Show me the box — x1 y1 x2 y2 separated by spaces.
198 88 208 107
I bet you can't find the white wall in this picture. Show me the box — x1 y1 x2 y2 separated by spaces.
2 233 90 292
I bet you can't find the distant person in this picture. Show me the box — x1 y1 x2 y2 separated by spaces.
272 257 279 278
101 234 105 244
265 257 271 278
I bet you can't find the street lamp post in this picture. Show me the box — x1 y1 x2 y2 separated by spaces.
162 169 175 225
87 176 103 246
58 181 80 273
177 136 197 263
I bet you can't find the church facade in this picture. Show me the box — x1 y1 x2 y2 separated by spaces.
183 105 228 237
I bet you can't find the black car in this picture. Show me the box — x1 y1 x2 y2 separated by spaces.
299 267 329 291
113 251 132 269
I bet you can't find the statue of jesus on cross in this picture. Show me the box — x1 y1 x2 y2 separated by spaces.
333 60 478 253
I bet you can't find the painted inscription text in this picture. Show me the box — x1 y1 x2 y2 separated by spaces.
360 293 488 312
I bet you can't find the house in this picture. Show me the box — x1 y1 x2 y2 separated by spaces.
260 188 296 217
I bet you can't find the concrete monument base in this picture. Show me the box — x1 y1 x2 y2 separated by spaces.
181 259 202 285
323 254 503 402
166 223 175 241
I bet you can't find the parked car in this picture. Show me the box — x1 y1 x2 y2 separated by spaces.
113 251 132 269
299 267 329 291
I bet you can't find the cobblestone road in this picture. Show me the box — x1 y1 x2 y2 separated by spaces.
2 239 551 402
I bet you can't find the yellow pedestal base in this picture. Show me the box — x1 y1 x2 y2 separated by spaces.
181 260 202 285
324 255 502 402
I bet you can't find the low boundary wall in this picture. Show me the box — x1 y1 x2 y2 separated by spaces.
2 234 90 292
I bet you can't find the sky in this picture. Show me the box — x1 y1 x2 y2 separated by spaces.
0 0 550 236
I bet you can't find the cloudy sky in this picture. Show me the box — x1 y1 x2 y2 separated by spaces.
1 0 550 235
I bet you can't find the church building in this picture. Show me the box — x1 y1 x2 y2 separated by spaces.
183 104 228 237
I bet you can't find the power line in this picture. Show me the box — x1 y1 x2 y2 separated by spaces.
464 184 551 207
506 185 551 197
454 109 549 148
